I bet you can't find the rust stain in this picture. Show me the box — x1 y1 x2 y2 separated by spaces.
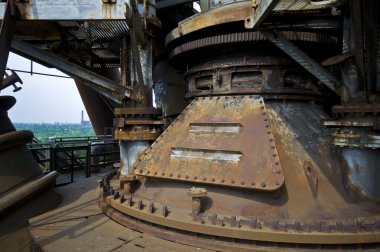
134 95 284 191
102 2 117 19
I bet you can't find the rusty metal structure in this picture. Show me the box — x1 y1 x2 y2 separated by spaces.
1 0 380 250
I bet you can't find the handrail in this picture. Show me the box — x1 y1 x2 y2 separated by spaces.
26 137 120 186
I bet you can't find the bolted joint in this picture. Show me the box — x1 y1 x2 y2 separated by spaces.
187 187 207 215
119 174 135 192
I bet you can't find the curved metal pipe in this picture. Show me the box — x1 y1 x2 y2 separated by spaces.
0 171 59 214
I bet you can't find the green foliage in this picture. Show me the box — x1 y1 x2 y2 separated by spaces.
14 123 95 142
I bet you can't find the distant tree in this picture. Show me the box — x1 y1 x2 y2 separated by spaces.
14 123 95 142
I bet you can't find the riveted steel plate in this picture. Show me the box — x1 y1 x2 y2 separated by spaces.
134 95 284 191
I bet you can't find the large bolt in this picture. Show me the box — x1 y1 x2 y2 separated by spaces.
187 187 207 215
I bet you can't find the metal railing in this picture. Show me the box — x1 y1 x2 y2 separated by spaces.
27 135 119 186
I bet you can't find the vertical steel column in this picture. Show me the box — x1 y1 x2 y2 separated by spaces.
85 142 91 178
362 0 377 92
70 149 74 183
0 0 17 87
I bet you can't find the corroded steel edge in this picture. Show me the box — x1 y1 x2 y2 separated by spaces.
170 31 339 60
99 192 380 245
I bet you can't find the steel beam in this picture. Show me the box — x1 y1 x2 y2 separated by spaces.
0 0 129 20
10 39 132 101
245 0 280 29
156 0 194 9
0 1 17 87
262 30 341 94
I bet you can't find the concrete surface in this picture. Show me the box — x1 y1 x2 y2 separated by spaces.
29 174 210 251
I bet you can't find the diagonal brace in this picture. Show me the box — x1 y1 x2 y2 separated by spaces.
10 39 144 103
261 30 341 94
245 0 280 29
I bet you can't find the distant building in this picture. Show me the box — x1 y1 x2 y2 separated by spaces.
80 110 91 126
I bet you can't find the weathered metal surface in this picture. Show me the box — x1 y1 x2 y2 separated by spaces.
342 148 380 200
114 107 162 115
134 95 284 191
0 0 378 250
0 171 58 214
206 0 341 10
323 119 375 128
333 130 380 149
75 69 118 136
114 118 164 127
4 0 131 20
124 119 164 125
101 193 380 245
332 104 380 115
177 2 251 37
119 141 151 176
101 101 380 247
303 161 318 198
183 54 322 101
322 53 353 66
114 105 163 143
0 96 46 198
100 197 380 251
170 30 339 60
244 0 280 29
115 129 161 141
261 30 341 94
166 0 342 43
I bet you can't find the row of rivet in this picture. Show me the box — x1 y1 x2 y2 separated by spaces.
137 168 273 188
106 196 380 233
259 98 282 187
135 96 281 188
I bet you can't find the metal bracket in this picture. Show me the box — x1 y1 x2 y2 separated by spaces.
1 70 23 92
245 0 280 29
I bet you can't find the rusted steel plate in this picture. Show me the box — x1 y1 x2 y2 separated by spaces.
114 107 162 115
134 95 284 191
332 104 380 114
332 130 380 149
115 129 161 141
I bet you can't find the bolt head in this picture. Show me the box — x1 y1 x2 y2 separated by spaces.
187 187 207 198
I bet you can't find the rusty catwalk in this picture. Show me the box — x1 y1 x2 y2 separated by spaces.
1 0 380 251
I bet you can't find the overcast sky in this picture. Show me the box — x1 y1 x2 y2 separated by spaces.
2 53 89 123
